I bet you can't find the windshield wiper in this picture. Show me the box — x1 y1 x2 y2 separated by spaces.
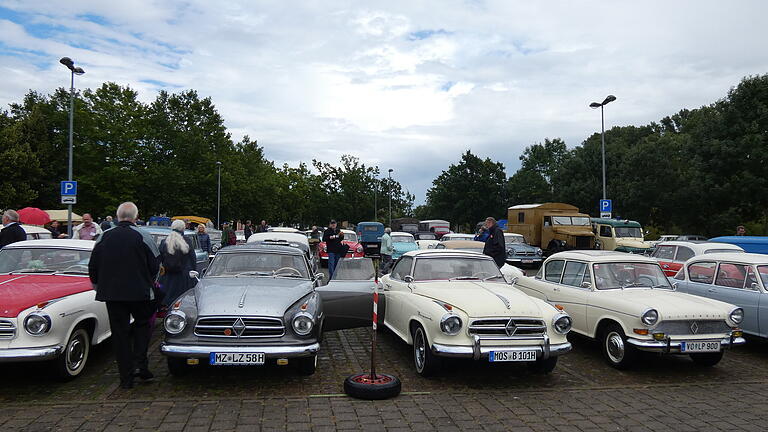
449 276 479 281
482 275 504 282
9 269 55 274
620 282 650 289
235 271 271 277
53 270 88 275
274 274 303 278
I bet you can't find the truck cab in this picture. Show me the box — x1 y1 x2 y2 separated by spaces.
357 221 384 256
507 203 595 255
590 218 652 254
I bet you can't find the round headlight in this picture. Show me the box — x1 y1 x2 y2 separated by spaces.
730 308 744 325
24 313 51 336
293 313 314 336
641 309 659 326
439 314 463 335
552 314 572 334
356 246 363 253
164 311 187 335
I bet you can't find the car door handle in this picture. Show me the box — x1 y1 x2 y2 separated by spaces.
707 288 716 293
553 287 560 292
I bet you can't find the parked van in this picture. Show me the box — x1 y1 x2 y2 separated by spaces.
591 218 652 254
357 221 385 256
506 203 594 254
418 219 450 239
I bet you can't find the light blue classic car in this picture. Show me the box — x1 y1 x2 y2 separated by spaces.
504 233 543 267
391 232 419 260
672 252 767 338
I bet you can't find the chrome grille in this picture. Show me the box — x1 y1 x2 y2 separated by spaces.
194 316 285 338
0 319 16 339
468 318 546 337
654 320 731 335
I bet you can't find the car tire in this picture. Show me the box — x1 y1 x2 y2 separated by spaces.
600 324 637 369
412 324 441 376
343 373 402 400
528 356 558 374
297 355 317 375
54 326 90 381
690 352 723 367
167 357 192 377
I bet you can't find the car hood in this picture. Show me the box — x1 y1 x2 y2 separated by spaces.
195 277 313 317
552 227 594 236
615 239 652 249
0 274 92 317
596 289 731 320
394 243 418 251
506 243 537 253
414 281 542 318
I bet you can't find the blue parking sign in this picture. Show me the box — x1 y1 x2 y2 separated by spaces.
61 181 77 196
599 199 612 212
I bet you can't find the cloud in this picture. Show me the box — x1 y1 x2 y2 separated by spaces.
1 0 767 205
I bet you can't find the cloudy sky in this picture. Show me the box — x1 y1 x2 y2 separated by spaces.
1 0 766 203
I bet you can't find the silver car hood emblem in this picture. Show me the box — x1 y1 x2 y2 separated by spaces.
233 318 246 336
690 321 699 335
505 319 517 336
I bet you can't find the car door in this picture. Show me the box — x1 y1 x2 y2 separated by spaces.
554 261 589 332
757 266 768 337
670 245 695 277
682 260 717 298
711 262 760 334
316 258 380 331
185 234 208 272
653 245 678 276
380 256 414 338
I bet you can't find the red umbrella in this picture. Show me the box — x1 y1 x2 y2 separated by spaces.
17 207 51 226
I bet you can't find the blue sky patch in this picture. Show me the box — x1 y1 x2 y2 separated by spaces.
408 29 450 41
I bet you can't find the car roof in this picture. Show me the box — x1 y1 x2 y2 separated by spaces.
404 249 491 258
688 252 768 265
590 218 642 228
217 243 304 255
657 241 744 254
548 250 656 263
137 226 196 235
439 240 484 248
267 227 300 233
391 232 414 238
341 229 356 235
247 232 309 246
3 239 95 250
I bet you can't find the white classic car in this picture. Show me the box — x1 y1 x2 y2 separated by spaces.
515 251 745 369
380 250 572 376
0 240 110 379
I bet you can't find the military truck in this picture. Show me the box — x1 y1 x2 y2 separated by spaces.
590 218 652 254
506 203 595 254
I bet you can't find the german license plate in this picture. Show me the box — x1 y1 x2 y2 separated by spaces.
680 341 720 353
522 259 533 264
489 350 537 362
210 352 265 365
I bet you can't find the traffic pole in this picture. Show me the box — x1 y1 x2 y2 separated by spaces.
370 275 379 379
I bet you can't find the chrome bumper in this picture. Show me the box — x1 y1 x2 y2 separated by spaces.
160 342 320 358
627 336 746 353
0 345 64 362
432 334 571 360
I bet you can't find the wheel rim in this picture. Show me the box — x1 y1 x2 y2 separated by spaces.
414 328 425 372
67 331 87 373
605 331 625 364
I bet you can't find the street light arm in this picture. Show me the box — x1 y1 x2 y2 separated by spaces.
589 102 602 108
602 95 617 105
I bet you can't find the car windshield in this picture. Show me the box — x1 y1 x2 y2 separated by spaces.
332 258 375 280
416 233 437 240
392 235 414 243
412 257 504 282
552 216 590 226
0 248 91 274
206 252 309 278
504 234 525 244
592 262 671 290
615 227 642 238
342 233 358 242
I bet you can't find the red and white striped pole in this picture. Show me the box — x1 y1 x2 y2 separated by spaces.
370 271 379 379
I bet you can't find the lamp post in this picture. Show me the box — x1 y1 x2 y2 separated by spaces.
59 57 84 238
216 161 222 229
589 95 616 200
387 169 393 227
374 172 378 221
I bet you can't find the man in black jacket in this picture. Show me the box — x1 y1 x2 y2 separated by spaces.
482 217 506 268
0 210 26 248
88 202 160 389
322 219 344 279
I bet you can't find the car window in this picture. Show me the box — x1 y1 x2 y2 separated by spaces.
599 225 612 237
745 267 759 290
704 248 744 254
0 247 91 273
544 260 565 283
715 263 749 289
653 245 676 260
206 252 309 278
688 262 716 284
332 258 375 280
673 269 685 280
592 262 671 290
757 266 768 288
390 257 413 280
562 261 588 287
675 246 695 262
412 257 503 282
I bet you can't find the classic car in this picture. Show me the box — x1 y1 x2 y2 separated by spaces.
379 250 572 376
138 226 210 273
0 224 54 240
709 236 768 254
652 241 744 277
391 232 419 260
440 233 475 242
356 222 384 256
434 240 525 281
515 250 745 368
504 233 543 267
0 240 110 379
160 244 374 375
591 218 652 254
247 231 318 273
235 230 246 244
318 229 365 265
417 220 451 239
413 232 439 250
677 235 709 241
672 253 768 338
267 227 301 233
649 235 679 248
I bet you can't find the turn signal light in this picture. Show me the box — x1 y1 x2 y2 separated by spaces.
300 302 308 311
653 333 666 341
277 358 289 366
732 330 743 338
187 358 199 365
555 304 565 311
633 328 649 335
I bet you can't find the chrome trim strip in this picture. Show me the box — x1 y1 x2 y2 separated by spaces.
160 342 320 358
434 341 571 359
0 345 64 362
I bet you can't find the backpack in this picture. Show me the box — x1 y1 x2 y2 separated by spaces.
227 229 237 245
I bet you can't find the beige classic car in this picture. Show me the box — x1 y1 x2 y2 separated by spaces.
514 251 745 369
380 250 572 376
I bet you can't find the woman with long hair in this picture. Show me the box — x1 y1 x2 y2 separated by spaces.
159 220 197 306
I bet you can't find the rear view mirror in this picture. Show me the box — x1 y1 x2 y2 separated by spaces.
189 270 200 281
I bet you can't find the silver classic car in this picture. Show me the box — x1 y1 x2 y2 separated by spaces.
160 244 374 376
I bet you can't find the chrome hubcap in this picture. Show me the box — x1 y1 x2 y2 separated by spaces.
414 329 425 371
606 332 625 363
67 334 86 371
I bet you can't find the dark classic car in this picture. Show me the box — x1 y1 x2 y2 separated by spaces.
160 245 376 376
504 233 543 267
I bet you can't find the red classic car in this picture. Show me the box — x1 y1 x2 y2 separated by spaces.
652 241 744 277
318 229 364 266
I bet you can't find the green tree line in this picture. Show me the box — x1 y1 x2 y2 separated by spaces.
0 83 415 227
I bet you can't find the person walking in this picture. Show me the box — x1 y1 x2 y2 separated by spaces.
244 220 254 240
196 224 212 254
481 217 506 268
380 227 394 273
0 210 26 248
256 220 269 233
159 220 197 307
100 215 115 231
88 202 160 389
323 219 344 279
73 213 103 240
221 222 237 248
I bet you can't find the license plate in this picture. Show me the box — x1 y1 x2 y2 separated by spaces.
366 244 376 248
210 352 265 365
522 259 533 264
489 350 537 362
680 341 720 353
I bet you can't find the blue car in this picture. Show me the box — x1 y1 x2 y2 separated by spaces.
391 232 419 259
709 236 768 255
357 221 384 256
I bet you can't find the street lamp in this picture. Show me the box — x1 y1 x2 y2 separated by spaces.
216 161 222 229
373 171 378 221
59 57 84 238
388 169 393 227
589 95 616 200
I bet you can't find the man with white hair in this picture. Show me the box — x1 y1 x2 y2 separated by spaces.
380 227 394 273
88 202 161 389
0 209 26 248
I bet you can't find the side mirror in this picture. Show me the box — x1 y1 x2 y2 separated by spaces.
580 281 592 289
189 270 200 281
671 282 678 291
314 273 325 282
507 276 518 285
750 282 759 291
404 275 414 283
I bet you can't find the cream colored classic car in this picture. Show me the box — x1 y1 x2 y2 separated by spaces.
515 250 745 369
380 250 572 376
